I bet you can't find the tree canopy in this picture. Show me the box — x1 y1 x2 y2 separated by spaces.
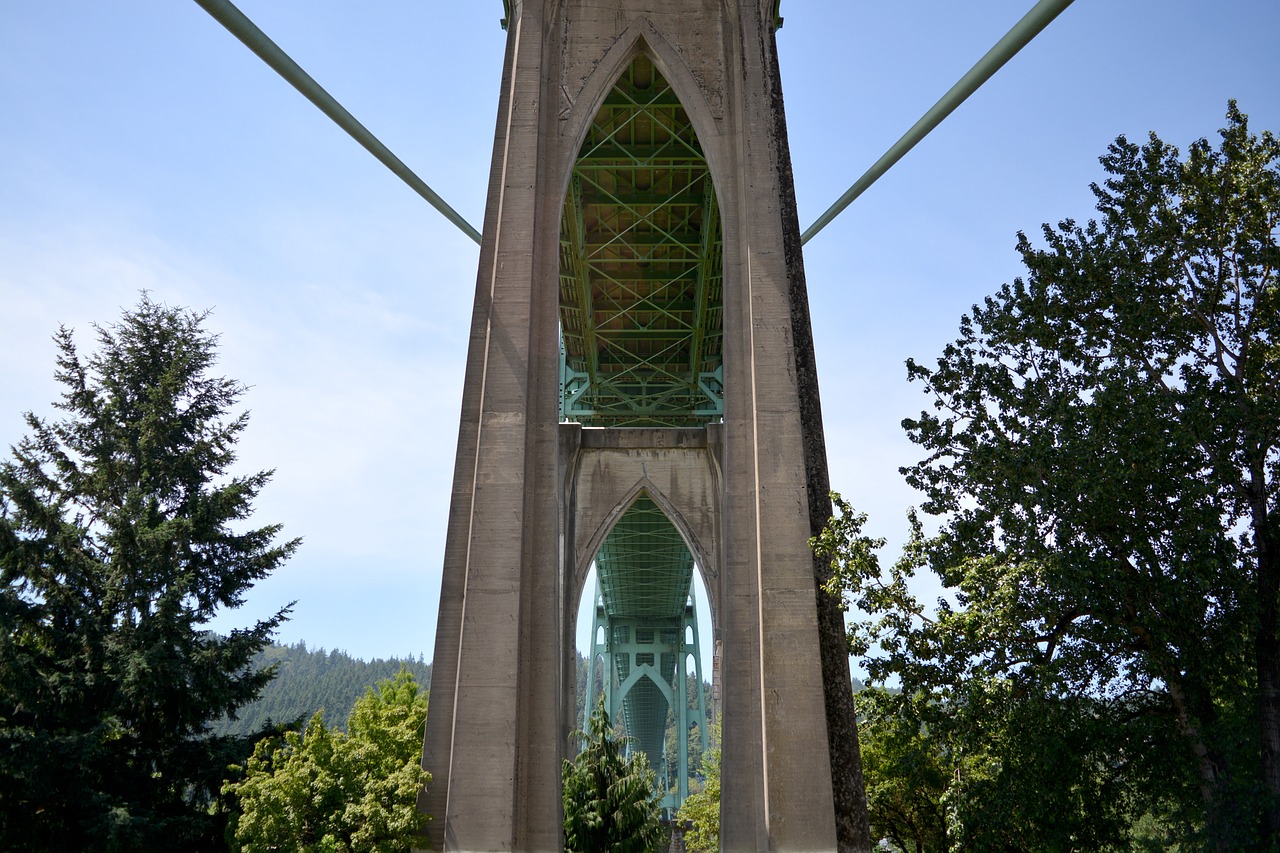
0 295 297 850
820 104 1279 849
675 720 720 853
225 668 431 853
211 642 432 739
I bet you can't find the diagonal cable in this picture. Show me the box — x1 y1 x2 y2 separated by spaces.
193 0 482 244
801 0 1076 244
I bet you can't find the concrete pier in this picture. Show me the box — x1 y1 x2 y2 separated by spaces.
420 4 860 849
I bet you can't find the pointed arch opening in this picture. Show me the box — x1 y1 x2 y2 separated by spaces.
572 490 711 814
558 51 724 427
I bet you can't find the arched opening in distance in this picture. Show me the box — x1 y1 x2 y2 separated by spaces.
561 47 721 816
573 492 711 813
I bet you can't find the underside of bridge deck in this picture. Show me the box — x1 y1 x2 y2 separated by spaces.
560 54 719 810
559 53 723 429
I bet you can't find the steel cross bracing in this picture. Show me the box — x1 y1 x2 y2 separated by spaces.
584 494 709 812
560 54 717 813
558 54 724 427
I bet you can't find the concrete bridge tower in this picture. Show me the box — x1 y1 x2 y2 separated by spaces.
420 2 866 849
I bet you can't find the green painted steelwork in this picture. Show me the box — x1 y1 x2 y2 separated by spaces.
559 54 723 428
801 0 1076 244
562 54 720 811
596 494 695 620
584 494 709 812
194 0 482 244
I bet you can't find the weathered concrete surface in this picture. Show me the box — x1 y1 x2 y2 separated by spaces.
764 16 874 853
419 2 869 850
561 424 723 621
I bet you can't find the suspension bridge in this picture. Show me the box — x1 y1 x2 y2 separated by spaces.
194 1 1074 849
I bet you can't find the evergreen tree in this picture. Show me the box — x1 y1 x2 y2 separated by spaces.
225 668 430 852
210 642 432 738
562 696 665 853
0 295 296 850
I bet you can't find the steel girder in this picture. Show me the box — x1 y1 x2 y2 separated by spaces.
584 495 709 812
558 53 723 427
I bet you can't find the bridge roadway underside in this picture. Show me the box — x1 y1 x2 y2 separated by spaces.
560 51 717 812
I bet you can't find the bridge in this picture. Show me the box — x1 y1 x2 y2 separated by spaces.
194 0 1075 848
561 53 719 809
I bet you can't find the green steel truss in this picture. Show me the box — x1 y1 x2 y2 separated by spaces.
585 494 709 812
563 54 721 813
559 54 723 427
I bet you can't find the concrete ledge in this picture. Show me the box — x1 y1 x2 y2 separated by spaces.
567 424 711 449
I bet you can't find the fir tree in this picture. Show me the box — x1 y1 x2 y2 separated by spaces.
210 642 432 738
0 295 296 850
562 696 666 853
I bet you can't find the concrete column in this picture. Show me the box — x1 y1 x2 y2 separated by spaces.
419 2 565 849
421 2 854 850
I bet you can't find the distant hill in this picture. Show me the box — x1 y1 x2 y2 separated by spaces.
219 644 717 746
213 642 432 737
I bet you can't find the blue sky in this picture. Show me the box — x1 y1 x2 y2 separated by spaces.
2 1 1276 665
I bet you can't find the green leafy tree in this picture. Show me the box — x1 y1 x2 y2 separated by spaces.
851 688 946 853
563 696 666 853
226 668 431 852
821 104 1278 849
816 500 1199 851
0 295 297 850
905 103 1277 847
675 720 720 853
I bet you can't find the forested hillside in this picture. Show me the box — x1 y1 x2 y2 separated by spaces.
224 646 711 742
213 642 432 737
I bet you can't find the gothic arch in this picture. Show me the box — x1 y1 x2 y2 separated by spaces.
571 476 718 629
554 23 729 209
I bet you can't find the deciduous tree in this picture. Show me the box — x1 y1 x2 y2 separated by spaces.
225 668 430 852
822 103 1279 849
817 500 1201 851
675 720 720 853
913 104 1278 847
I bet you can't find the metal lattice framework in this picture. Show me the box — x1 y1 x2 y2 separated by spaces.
596 494 695 620
585 494 709 811
559 54 723 427
559 53 720 813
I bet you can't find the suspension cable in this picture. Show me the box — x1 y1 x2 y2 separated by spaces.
800 0 1076 245
193 0 483 245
